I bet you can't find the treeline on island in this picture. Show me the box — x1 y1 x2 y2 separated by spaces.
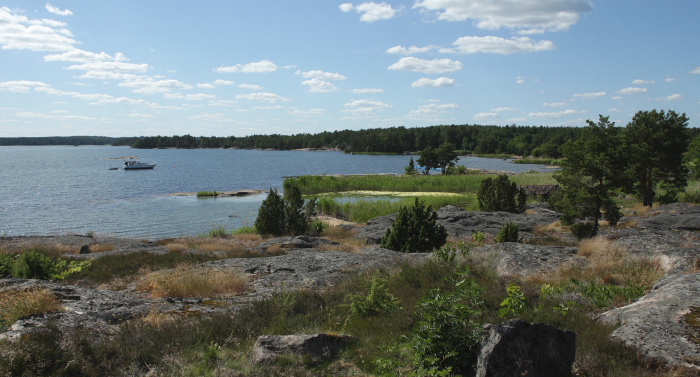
4 120 699 158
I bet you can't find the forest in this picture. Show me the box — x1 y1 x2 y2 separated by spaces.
3 120 699 158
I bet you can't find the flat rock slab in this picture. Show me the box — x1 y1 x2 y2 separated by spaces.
472 243 583 277
357 205 562 244
252 334 355 364
206 246 429 299
0 235 168 260
598 272 700 371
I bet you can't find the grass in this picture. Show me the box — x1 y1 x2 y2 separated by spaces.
680 180 700 204
196 191 220 197
0 288 60 329
135 265 248 298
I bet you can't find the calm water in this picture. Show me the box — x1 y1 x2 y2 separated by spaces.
0 146 552 239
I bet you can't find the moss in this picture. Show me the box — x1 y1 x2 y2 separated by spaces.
685 307 700 345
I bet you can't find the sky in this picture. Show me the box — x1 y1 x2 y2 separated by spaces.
1 1 699 138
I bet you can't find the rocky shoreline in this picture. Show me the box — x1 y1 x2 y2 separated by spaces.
2 203 700 373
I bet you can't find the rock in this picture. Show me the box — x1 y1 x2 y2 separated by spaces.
472 243 583 277
79 244 91 254
356 206 562 244
476 319 576 377
256 235 342 252
252 333 355 364
597 272 700 371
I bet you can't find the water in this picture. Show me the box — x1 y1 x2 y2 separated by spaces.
0 146 552 239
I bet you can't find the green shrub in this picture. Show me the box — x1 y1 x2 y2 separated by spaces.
472 231 485 244
433 242 469 264
410 270 484 375
348 273 402 318
254 188 286 236
495 222 519 243
381 198 448 253
570 222 595 240
0 252 13 278
10 250 91 281
477 174 526 213
196 191 219 197
499 283 527 318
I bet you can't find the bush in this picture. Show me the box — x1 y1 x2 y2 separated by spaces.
381 198 448 253
254 188 286 236
495 221 519 243
12 250 57 280
477 174 526 213
0 252 13 278
570 222 595 240
410 270 484 375
348 273 402 318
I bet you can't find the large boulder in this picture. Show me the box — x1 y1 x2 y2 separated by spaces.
598 272 700 371
476 319 576 377
252 333 355 364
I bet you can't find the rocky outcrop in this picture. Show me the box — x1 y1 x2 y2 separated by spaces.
598 272 700 371
356 204 562 244
476 319 576 377
252 334 355 364
255 235 343 253
471 243 584 277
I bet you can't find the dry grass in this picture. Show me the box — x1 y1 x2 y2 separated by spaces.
161 236 263 255
0 288 60 326
316 243 356 253
322 225 357 241
534 220 568 235
136 265 248 298
84 243 116 253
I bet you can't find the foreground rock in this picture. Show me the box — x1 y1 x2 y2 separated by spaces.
471 243 583 277
476 319 576 377
357 204 562 244
598 272 700 371
252 334 355 364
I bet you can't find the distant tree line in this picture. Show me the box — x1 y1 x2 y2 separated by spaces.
0 136 118 146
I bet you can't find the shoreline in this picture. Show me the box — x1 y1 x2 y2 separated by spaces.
168 189 265 197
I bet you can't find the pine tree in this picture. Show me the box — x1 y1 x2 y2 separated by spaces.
254 188 286 236
381 198 447 253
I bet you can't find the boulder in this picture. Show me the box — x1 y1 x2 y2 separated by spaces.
252 333 355 364
472 243 583 277
597 272 700 371
476 319 576 377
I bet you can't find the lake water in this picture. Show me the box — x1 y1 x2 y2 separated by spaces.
0 146 553 239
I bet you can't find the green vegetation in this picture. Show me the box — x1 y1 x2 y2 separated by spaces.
380 198 448 253
254 186 316 237
416 142 459 174
495 221 520 243
477 174 526 213
0 249 90 281
317 194 472 223
196 191 220 197
348 273 402 318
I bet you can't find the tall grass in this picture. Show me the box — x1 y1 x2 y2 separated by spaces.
136 265 247 298
0 288 59 328
680 180 700 204
317 195 474 223
289 172 556 196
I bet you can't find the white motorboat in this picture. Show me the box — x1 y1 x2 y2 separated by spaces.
123 160 156 170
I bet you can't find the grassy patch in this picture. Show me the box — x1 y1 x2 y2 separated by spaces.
0 288 60 328
680 180 700 204
135 265 247 298
196 191 220 197
317 195 473 223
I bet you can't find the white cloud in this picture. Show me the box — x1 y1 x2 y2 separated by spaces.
0 80 51 93
572 91 606 100
665 78 676 83
67 61 151 80
213 79 235 86
197 83 215 89
296 70 346 81
238 83 263 90
289 108 325 117
386 45 437 55
45 4 73 16
16 111 93 120
492 107 517 112
411 77 455 88
0 7 77 51
342 99 391 114
388 57 462 74
474 112 499 119
119 78 192 94
413 0 593 32
302 79 340 93
617 87 648 95
215 60 278 73
657 93 683 101
184 93 216 101
529 109 581 118
349 88 384 93
543 102 567 107
608 108 623 112
632 79 656 84
443 36 555 54
235 92 290 103
340 2 399 22
690 67 700 74
515 76 526 84
44 49 128 63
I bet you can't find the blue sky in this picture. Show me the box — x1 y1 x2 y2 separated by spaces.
1 1 699 137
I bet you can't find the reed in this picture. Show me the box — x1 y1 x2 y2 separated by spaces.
196 191 220 197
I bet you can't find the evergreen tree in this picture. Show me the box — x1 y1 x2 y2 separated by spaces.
381 198 447 253
553 115 624 237
477 175 526 213
624 110 690 206
416 146 439 174
254 188 286 236
284 185 308 235
436 142 459 174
